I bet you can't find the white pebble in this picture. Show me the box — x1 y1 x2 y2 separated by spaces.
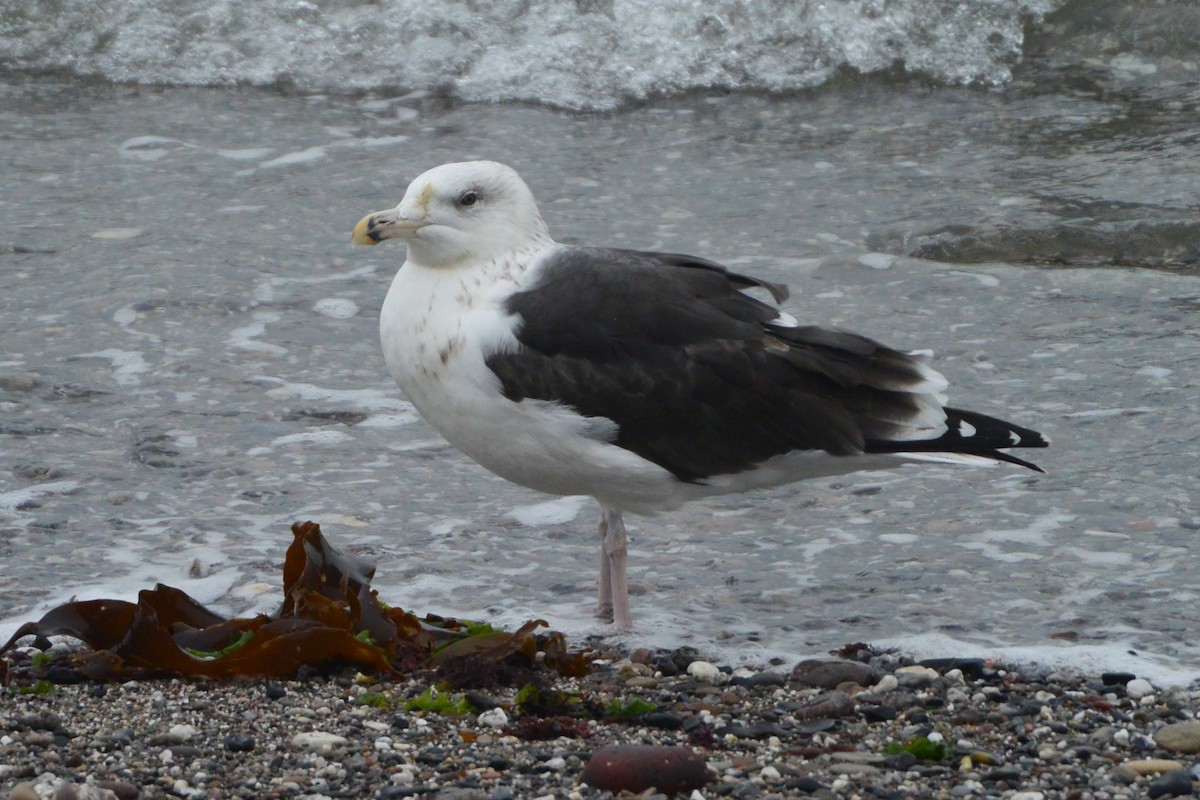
544 756 566 770
1125 678 1154 699
291 731 349 751
760 765 781 780
872 674 899 694
167 723 197 742
477 708 509 729
686 660 727 684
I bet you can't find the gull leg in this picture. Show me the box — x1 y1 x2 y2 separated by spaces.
599 506 631 629
596 512 613 621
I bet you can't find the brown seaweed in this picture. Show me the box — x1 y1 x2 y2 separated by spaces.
1 521 590 683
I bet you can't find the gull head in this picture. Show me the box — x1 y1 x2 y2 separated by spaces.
351 160 551 268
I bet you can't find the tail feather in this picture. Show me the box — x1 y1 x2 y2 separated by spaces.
867 407 1049 473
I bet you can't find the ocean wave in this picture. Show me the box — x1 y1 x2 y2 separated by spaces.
0 0 1060 109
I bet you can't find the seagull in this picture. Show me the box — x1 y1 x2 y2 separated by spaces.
351 160 1048 629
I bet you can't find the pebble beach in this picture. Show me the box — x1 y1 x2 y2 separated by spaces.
3 644 1199 800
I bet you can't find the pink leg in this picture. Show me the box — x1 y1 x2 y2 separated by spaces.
596 507 631 628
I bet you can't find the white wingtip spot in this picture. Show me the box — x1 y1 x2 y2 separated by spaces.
1009 431 1022 445
770 310 800 328
960 421 977 438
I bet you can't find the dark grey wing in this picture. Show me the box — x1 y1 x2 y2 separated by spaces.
486 247 1046 482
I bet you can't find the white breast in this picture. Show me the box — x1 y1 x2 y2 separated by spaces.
379 250 681 513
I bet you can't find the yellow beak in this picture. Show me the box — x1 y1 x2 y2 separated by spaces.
350 209 429 246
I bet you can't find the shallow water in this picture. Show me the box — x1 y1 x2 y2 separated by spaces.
1 75 1198 682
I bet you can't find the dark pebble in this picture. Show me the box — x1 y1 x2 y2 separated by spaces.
861 705 898 723
46 665 86 684
416 748 448 765
640 712 684 730
169 745 203 760
1101 672 1137 686
1148 770 1196 799
785 776 827 793
790 659 878 689
265 681 287 700
793 690 855 720
953 708 986 724
18 712 63 731
224 733 256 752
883 752 919 771
580 744 707 795
731 672 785 688
985 767 1024 783
794 718 837 734
653 655 680 676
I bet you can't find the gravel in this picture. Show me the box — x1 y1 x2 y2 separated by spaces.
2 644 1198 799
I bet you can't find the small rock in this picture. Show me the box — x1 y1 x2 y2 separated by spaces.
477 708 508 729
791 660 877 689
1125 678 1155 699
165 724 197 743
1155 721 1200 754
793 690 855 720
861 705 898 723
895 665 939 688
1101 672 1137 686
871 674 899 694
11 782 41 800
686 660 726 685
830 762 882 776
224 733 255 752
291 731 349 751
580 744 707 795
1118 759 1186 778
1147 770 1196 799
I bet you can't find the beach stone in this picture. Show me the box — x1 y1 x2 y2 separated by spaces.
793 690 855 720
895 665 939 688
1126 678 1155 699
224 733 255 752
1156 721 1200 754
1102 672 1137 686
829 762 881 776
1147 770 1196 798
1118 759 1186 778
291 731 349 751
790 659 877 689
686 660 727 684
580 744 706 794
10 783 40 800
477 708 508 729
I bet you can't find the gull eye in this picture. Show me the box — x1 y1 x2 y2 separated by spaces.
458 190 480 208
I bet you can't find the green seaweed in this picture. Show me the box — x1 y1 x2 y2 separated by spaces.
354 691 393 708
404 687 472 715
602 696 658 719
13 680 56 695
885 736 949 762
183 630 255 660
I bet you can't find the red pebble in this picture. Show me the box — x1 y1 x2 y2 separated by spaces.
580 744 707 794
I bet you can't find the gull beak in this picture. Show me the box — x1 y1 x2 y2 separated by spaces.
350 209 428 246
